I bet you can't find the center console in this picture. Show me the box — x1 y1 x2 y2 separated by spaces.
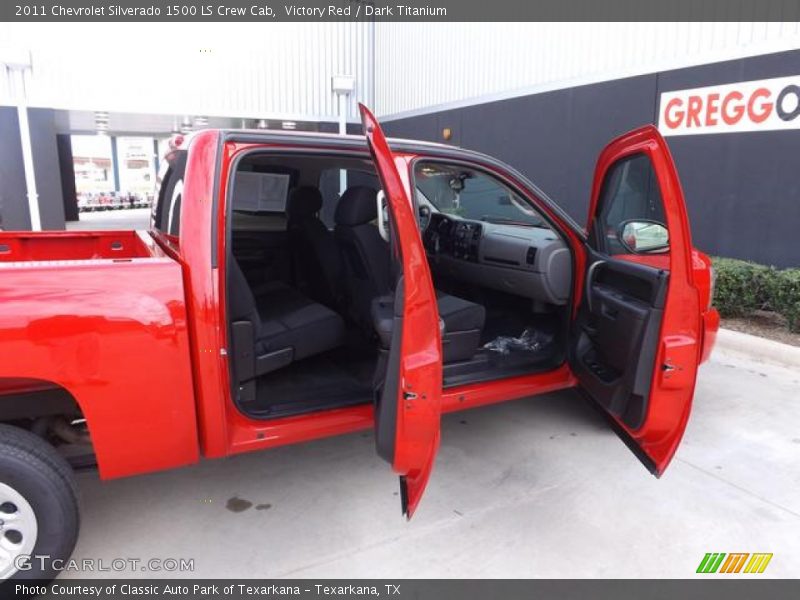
423 214 482 262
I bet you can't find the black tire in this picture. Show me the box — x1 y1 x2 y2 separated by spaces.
0 424 79 583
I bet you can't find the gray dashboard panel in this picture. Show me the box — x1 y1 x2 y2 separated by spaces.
426 218 572 305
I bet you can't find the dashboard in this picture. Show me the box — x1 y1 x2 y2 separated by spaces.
422 213 572 305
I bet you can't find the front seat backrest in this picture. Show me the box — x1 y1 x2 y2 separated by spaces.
334 186 391 326
287 186 341 308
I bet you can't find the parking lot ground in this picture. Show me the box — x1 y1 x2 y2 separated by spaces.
65 209 150 231
66 347 800 578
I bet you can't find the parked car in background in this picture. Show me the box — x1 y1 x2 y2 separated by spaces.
76 191 151 212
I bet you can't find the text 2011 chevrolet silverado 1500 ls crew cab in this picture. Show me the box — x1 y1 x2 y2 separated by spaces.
0 106 718 580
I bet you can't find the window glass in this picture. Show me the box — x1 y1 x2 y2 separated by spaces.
233 172 290 213
154 150 186 237
414 162 546 228
594 153 668 255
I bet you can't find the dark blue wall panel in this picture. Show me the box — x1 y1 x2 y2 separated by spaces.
383 49 800 268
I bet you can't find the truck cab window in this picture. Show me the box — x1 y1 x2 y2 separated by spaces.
154 150 187 237
592 153 669 255
415 163 547 228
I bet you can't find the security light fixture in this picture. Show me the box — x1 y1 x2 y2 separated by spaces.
331 75 355 94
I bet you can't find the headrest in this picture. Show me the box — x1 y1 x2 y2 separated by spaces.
334 186 378 226
287 186 323 220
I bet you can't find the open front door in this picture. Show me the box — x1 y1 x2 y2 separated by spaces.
360 104 443 518
570 125 701 476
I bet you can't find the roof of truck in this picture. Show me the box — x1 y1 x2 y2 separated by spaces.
217 127 467 153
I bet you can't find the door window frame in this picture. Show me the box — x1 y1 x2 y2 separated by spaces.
589 151 669 257
219 145 379 417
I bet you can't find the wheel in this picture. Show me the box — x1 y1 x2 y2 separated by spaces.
0 424 79 582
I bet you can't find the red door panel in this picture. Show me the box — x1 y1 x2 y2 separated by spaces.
574 125 701 475
360 104 443 517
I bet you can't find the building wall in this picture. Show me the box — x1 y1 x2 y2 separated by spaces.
0 107 67 230
28 108 67 229
375 22 800 117
0 107 30 229
5 23 799 123
380 49 800 268
0 22 375 122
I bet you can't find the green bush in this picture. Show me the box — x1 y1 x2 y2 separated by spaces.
711 257 774 318
711 257 800 333
770 269 800 332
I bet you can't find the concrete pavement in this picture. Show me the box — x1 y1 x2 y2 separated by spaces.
65 347 800 579
65 209 150 231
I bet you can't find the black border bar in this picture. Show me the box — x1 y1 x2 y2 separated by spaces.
4 0 800 22
3 579 800 600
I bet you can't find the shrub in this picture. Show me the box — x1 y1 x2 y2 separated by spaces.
711 257 774 318
711 256 800 333
770 269 800 332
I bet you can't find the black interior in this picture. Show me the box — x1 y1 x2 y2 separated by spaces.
226 153 570 419
569 251 667 429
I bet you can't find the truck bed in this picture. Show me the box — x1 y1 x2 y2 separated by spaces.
0 228 200 479
0 230 155 262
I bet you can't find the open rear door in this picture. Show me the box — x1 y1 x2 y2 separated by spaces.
570 125 702 476
360 104 443 517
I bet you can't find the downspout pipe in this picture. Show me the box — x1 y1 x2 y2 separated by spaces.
3 50 41 231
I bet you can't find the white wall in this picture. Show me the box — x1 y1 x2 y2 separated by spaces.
2 22 799 122
374 22 800 118
0 22 374 121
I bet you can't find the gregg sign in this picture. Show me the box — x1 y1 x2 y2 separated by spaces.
658 75 800 136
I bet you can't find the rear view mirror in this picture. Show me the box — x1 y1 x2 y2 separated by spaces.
617 219 669 254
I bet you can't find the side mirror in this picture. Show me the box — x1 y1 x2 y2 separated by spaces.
617 219 669 254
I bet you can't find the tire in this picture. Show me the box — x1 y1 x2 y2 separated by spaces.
0 424 79 582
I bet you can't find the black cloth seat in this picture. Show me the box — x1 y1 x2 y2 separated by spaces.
334 184 485 362
371 292 486 364
334 186 392 328
436 291 486 333
229 260 345 377
287 186 342 309
253 280 345 360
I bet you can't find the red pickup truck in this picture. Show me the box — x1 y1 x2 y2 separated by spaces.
0 106 718 580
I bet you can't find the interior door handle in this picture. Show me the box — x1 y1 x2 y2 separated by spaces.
586 260 606 314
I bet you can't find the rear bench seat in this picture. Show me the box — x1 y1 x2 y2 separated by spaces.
228 259 345 382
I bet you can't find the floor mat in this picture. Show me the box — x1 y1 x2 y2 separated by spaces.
246 333 378 418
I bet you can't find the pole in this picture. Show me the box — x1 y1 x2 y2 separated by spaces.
338 92 348 195
11 67 41 231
